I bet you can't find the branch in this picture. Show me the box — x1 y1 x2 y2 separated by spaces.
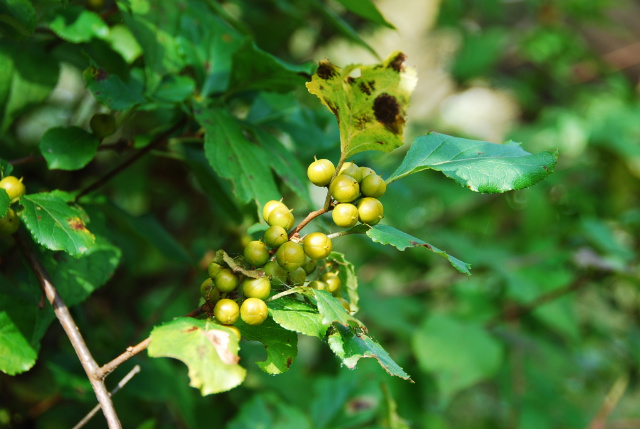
17 231 122 429
73 365 141 429
588 376 629 429
289 207 329 239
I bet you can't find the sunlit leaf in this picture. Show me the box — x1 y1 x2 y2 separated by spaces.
236 317 297 374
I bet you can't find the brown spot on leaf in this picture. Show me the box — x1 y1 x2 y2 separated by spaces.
373 93 401 132
67 217 89 233
95 68 108 82
388 53 407 72
286 357 292 367
346 76 355 84
205 330 240 365
358 81 375 95
316 61 337 80
184 327 198 332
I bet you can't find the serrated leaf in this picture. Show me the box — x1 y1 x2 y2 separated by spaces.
49 6 109 43
228 39 313 95
148 318 246 395
83 65 145 110
269 296 326 338
0 190 9 217
328 324 412 381
326 252 359 313
312 289 358 327
306 52 417 159
18 193 95 257
335 0 395 29
386 132 558 193
365 224 471 275
195 104 280 207
40 126 100 171
236 317 297 374
412 314 502 404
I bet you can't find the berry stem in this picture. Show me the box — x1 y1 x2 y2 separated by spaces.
289 207 329 238
326 225 369 240
323 154 347 211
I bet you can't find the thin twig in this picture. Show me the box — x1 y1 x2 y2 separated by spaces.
97 307 204 379
17 231 122 429
73 365 141 429
588 376 629 429
289 207 329 239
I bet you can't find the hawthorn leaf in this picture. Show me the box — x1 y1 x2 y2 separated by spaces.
365 224 471 275
0 159 13 177
236 317 297 374
40 126 99 171
306 52 417 158
386 132 558 193
49 6 109 43
148 318 246 395
328 324 412 381
268 296 326 338
335 0 395 29
0 306 38 375
84 65 145 110
18 193 95 257
0 0 36 37
312 289 358 327
0 190 9 217
326 252 359 313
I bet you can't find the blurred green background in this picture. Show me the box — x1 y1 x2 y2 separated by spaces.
2 0 640 428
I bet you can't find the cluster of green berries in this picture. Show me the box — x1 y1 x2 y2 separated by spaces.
307 159 386 227
0 176 26 236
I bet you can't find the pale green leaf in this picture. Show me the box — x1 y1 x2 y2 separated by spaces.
365 224 471 275
387 132 558 193
49 6 109 43
312 289 358 327
269 296 327 338
306 52 417 159
40 126 99 171
148 318 246 395
236 317 297 374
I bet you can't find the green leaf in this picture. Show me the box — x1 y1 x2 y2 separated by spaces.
0 189 9 217
49 6 109 43
83 65 146 110
152 75 195 103
227 39 313 95
0 159 13 177
148 318 246 395
328 324 412 381
0 44 59 133
412 314 502 404
335 0 395 29
306 52 417 159
40 126 100 171
0 0 36 37
0 310 38 375
365 224 471 275
236 317 297 374
326 252 359 313
268 296 327 338
312 289 358 327
227 394 312 429
195 104 280 207
386 132 558 193
18 193 96 257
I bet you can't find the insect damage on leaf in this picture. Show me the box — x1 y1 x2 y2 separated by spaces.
67 216 89 233
204 329 240 366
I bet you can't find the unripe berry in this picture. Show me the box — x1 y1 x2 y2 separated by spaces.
357 197 384 225
275 241 305 272
240 298 268 326
207 261 223 279
243 241 269 267
336 297 351 313
262 200 287 223
200 278 220 302
215 268 239 292
307 158 335 187
338 162 361 181
0 176 25 203
223 324 241 341
214 299 240 324
321 272 341 294
360 174 386 198
264 260 288 285
303 232 332 260
0 209 19 236
89 113 117 138
302 258 317 275
358 167 375 182
329 175 359 203
264 225 288 249
308 280 327 290
332 203 358 228
242 277 271 300
287 267 306 286
267 206 294 231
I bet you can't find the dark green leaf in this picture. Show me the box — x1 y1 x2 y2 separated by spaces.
84 65 145 110
0 189 9 217
365 224 471 275
386 132 558 193
328 324 412 381
412 314 502 404
227 394 312 429
18 193 95 257
335 0 395 29
306 52 417 159
152 75 195 103
236 317 297 374
312 289 359 327
148 318 246 395
40 126 99 171
0 0 36 37
227 39 313 95
0 159 13 177
268 296 326 338
48 6 109 43
0 309 38 375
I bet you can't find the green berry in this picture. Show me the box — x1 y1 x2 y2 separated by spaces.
214 299 240 324
215 268 239 292
358 167 375 182
338 162 361 181
360 174 386 198
307 158 335 187
223 324 241 341
302 258 317 275
336 297 351 313
264 225 288 249
357 197 383 225
287 267 306 286
0 209 19 236
308 280 327 291
262 200 287 223
267 206 295 231
329 175 360 203
200 278 220 302
275 241 305 272
303 232 333 260
207 261 223 279
244 241 269 267
89 113 117 139
332 203 359 228
321 272 341 294
0 176 25 203
264 260 288 285
240 298 268 326
242 277 271 300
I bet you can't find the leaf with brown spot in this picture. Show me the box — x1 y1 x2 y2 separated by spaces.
306 52 417 159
